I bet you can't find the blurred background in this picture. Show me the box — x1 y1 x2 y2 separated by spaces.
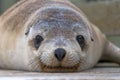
0 0 120 47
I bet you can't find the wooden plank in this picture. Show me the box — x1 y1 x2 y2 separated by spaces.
71 1 120 36
0 63 119 80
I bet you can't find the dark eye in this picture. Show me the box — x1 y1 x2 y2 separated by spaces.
34 35 44 50
76 35 85 50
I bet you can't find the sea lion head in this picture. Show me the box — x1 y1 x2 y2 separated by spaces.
24 5 93 72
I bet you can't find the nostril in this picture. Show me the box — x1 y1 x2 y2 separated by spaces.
54 48 66 61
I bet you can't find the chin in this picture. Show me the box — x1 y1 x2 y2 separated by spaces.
39 62 80 72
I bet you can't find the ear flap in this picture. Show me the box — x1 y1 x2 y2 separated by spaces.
25 26 31 36
91 37 94 41
25 28 29 35
88 24 94 42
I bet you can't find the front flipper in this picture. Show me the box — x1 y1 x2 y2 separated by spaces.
101 41 120 64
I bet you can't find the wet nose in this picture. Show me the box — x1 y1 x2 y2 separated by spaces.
54 48 66 61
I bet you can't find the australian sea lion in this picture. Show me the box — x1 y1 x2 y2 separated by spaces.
0 0 120 72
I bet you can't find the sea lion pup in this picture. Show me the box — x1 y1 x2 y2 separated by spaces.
0 0 120 72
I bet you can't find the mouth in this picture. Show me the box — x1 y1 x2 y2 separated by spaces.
40 62 80 72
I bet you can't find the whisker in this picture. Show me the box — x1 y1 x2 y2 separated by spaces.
33 64 40 71
29 56 39 65
27 56 41 71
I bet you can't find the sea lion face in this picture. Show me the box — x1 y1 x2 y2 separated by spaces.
25 6 93 72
